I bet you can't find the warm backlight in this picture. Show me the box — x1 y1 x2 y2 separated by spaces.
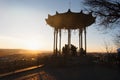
25 39 41 50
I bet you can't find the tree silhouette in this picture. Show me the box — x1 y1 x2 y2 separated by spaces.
84 0 120 27
114 30 120 48
84 0 120 48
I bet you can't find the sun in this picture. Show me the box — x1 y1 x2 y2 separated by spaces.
25 39 41 50
26 42 40 50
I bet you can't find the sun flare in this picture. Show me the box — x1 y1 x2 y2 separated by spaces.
25 39 41 50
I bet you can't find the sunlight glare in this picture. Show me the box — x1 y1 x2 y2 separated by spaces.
25 39 41 50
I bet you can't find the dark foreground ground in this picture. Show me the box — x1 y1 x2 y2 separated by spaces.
0 54 120 80
0 64 120 80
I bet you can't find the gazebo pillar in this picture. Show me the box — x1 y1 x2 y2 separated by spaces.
80 29 83 49
79 28 83 55
84 27 87 54
53 28 56 54
59 29 61 55
79 29 81 52
55 29 58 55
68 29 71 54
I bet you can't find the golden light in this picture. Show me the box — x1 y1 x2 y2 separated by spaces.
25 39 41 50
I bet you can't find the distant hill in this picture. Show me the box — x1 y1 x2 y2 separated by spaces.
0 49 34 57
0 49 52 57
0 49 22 57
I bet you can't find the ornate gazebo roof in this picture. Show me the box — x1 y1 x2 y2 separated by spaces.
45 9 96 29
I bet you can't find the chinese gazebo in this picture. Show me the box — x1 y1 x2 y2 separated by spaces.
45 9 96 55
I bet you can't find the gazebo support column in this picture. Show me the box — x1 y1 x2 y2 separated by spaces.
55 29 58 56
79 29 81 53
80 29 83 49
80 29 83 55
68 29 71 54
53 28 56 54
59 29 61 55
84 27 87 55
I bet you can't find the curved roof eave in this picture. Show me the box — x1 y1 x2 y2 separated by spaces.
45 9 96 29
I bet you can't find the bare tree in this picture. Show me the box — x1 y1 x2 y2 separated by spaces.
84 0 120 27
84 0 120 47
103 40 114 53
114 30 120 48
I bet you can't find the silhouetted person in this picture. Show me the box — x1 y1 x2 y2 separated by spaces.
83 50 86 56
79 48 86 56
80 48 84 55
62 44 69 56
62 47 65 56
71 44 77 56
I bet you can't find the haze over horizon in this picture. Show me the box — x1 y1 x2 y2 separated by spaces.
0 0 117 53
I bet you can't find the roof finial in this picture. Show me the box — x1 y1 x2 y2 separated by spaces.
56 11 59 15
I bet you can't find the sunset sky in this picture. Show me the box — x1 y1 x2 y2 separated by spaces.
0 0 116 52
